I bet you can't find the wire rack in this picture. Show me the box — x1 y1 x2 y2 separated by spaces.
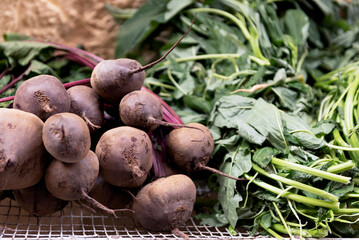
0 183 261 239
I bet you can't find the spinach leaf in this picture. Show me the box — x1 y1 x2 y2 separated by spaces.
114 0 194 57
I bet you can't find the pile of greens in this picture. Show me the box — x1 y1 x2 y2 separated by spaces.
109 0 359 238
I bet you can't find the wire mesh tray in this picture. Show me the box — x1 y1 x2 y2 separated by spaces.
0 182 259 239
0 198 257 239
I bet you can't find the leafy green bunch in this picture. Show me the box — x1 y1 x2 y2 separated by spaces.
110 0 359 237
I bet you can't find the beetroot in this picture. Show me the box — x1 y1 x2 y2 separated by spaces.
12 179 68 216
67 85 104 131
45 150 119 217
88 176 133 210
13 75 70 121
42 112 91 163
166 123 244 181
90 15 196 103
95 126 153 188
119 90 195 132
132 174 196 238
0 108 47 190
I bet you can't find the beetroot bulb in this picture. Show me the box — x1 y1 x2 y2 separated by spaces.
90 14 196 103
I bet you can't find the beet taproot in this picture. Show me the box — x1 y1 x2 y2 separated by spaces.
166 123 244 181
13 75 70 121
120 90 195 132
90 14 196 103
95 126 153 188
88 176 133 210
42 112 91 163
67 85 104 131
12 179 68 216
0 108 47 190
45 150 119 216
132 174 196 238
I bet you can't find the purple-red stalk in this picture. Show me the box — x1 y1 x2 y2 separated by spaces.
0 62 33 95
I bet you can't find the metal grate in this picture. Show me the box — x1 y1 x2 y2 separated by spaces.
0 182 259 239
0 199 256 239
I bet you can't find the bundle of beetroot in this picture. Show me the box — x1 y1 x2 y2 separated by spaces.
0 17 239 238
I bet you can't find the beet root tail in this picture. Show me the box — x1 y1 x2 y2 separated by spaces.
148 117 204 132
130 13 197 74
198 164 247 181
80 190 135 218
172 228 189 240
80 190 118 218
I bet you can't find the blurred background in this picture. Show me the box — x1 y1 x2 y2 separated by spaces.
0 0 146 59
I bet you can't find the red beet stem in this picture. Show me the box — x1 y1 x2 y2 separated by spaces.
63 78 91 88
64 52 97 68
0 63 32 95
31 39 105 63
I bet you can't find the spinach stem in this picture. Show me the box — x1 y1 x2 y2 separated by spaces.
167 69 187 95
269 209 305 227
326 160 354 173
144 79 177 90
333 129 350 147
244 174 340 209
326 143 359 151
271 224 328 238
272 202 293 239
333 208 359 214
271 157 351 184
258 222 283 240
189 8 270 64
252 164 338 201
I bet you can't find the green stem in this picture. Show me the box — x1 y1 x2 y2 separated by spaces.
252 164 338 201
269 209 305 227
353 177 359 185
272 202 293 239
344 74 359 162
333 128 350 147
327 161 355 174
317 61 359 82
259 222 284 239
271 157 351 184
144 79 177 90
167 69 187 95
244 174 339 209
333 208 359 214
326 143 359 151
341 193 359 199
190 8 269 64
271 224 328 238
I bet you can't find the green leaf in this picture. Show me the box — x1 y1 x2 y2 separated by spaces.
115 0 194 57
24 60 58 78
0 41 54 66
271 86 298 111
283 9 309 46
209 95 256 129
3 33 32 41
236 118 266 145
104 3 137 25
328 181 354 198
260 213 272 229
183 95 212 113
253 147 278 168
196 212 229 227
281 113 326 150
173 107 207 124
242 98 287 150
312 120 336 136
218 140 251 227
